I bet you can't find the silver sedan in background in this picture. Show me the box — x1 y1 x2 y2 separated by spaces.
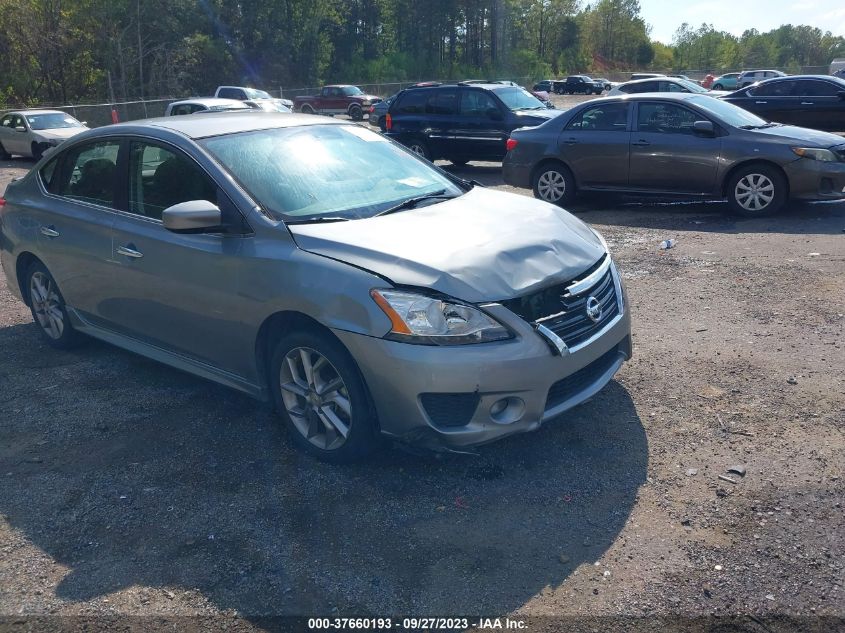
0 109 88 160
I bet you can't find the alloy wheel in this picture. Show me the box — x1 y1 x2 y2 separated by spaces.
278 347 352 451
537 170 566 202
29 271 64 340
408 143 427 157
734 173 775 212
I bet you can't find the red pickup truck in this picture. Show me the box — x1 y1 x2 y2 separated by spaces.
293 85 382 121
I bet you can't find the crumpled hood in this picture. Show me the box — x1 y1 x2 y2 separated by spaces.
749 124 845 148
34 127 86 141
288 187 605 303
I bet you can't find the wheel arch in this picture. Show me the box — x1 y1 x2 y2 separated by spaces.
721 160 790 199
15 251 43 306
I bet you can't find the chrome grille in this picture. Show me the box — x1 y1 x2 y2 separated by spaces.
502 258 620 348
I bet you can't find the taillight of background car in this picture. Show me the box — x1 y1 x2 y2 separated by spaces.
506 138 518 151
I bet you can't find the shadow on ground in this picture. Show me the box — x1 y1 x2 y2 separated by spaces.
0 320 647 619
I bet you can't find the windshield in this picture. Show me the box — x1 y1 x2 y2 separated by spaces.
245 88 272 99
494 87 546 111
677 79 708 93
25 113 84 130
342 86 364 96
201 124 463 222
687 95 768 128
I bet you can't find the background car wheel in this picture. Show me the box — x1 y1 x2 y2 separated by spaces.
301 104 315 115
713 83 723 90
406 139 431 161
0 142 10 160
532 162 575 206
26 261 82 349
376 115 385 128
727 164 787 217
349 105 363 121
31 142 46 161
271 329 380 462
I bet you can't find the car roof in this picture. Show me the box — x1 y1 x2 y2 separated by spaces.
4 109 67 116
756 74 842 81
168 98 248 108
94 112 346 140
619 77 688 86
581 93 702 104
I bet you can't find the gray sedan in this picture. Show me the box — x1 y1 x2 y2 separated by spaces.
0 109 88 160
503 93 845 216
1 113 631 461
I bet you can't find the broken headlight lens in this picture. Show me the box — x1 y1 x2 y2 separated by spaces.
371 289 512 345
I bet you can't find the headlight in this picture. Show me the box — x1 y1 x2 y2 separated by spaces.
370 289 512 345
792 147 838 162
361 100 372 106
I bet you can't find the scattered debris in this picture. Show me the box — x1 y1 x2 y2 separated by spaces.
727 465 747 478
686 468 698 476
696 328 708 333
659 239 676 250
714 565 723 571
787 376 798 385
766 594 776 601
558 554 570 564
718 475 738 484
728 430 755 437
163 590 175 600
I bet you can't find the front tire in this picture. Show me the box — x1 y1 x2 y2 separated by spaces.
727 164 787 217
26 262 82 349
271 329 380 462
532 162 575 206
31 142 46 161
0 142 10 160
713 83 724 90
349 104 363 121
301 104 316 115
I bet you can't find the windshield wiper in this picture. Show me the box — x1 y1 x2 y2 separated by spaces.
374 190 454 217
284 216 351 225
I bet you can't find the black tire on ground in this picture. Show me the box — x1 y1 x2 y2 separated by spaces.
270 328 380 463
713 83 723 90
301 104 315 114
726 163 788 217
349 105 363 121
25 261 82 349
31 142 45 161
405 138 431 161
532 162 576 206
0 142 10 160
376 116 384 128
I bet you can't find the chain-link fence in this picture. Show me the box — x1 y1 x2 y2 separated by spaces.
2 66 835 128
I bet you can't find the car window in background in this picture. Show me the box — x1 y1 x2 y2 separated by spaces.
427 88 458 115
128 142 217 220
687 95 768 127
662 82 685 92
493 87 546 111
395 90 428 114
797 80 841 96
245 89 272 100
201 124 463 222
637 103 698 134
56 140 121 207
675 79 708 93
25 113 85 130
752 80 795 97
459 90 499 116
567 103 629 131
623 81 658 93
342 86 364 96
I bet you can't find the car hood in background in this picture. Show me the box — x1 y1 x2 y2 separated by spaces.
288 186 604 303
746 124 845 148
34 127 87 141
513 108 562 126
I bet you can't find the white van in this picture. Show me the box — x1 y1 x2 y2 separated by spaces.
830 59 845 76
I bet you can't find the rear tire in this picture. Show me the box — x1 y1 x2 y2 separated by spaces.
270 329 380 463
532 162 575 206
726 164 787 217
405 138 431 161
25 261 82 349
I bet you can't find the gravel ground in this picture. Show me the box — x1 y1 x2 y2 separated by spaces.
1 110 844 633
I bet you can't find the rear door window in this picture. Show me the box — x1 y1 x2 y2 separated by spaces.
55 140 121 207
752 80 795 97
395 90 428 114
566 103 629 131
794 80 840 97
427 88 458 115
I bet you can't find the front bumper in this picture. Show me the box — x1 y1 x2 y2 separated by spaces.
334 268 632 449
784 155 845 201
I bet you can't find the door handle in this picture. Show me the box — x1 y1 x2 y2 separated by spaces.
754 101 768 104
117 245 143 259
40 226 59 238
632 140 650 147
800 101 814 105
563 138 578 145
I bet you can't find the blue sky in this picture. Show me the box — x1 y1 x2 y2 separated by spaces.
640 0 845 44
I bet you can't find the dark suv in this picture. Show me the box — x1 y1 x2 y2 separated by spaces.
385 83 560 163
563 76 604 95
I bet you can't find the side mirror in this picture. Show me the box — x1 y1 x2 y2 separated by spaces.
693 120 715 137
487 107 503 121
162 200 222 232
14 126 26 132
